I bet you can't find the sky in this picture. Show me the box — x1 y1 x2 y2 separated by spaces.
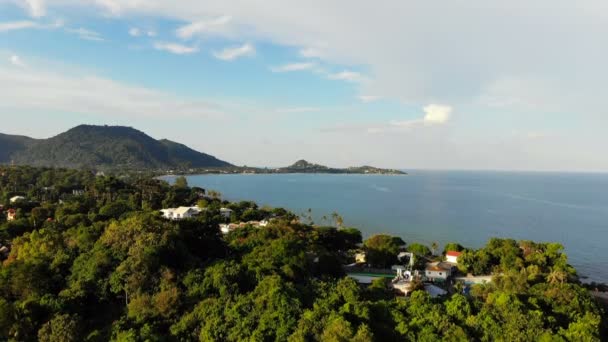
0 0 607 171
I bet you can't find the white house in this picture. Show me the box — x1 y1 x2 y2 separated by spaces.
446 251 462 264
220 208 233 219
160 206 203 220
425 262 455 281
9 196 25 203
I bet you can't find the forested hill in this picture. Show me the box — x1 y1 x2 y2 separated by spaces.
0 125 232 170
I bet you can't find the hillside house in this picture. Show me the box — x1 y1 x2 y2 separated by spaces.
446 250 462 264
160 206 203 220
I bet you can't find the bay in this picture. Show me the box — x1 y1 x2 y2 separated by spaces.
162 171 608 283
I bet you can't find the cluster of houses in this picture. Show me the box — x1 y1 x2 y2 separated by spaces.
159 206 233 220
348 249 489 298
159 204 275 235
219 220 269 234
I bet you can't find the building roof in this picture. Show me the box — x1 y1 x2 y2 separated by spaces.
446 251 462 257
7 209 16 214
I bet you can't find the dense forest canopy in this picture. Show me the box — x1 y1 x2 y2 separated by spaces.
0 166 605 341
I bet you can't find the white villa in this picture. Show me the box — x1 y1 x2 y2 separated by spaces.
160 206 203 220
425 261 456 281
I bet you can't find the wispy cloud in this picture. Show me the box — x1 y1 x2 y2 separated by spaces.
176 15 233 40
66 27 105 42
0 20 39 32
213 43 255 61
270 62 317 73
9 55 26 68
153 42 199 55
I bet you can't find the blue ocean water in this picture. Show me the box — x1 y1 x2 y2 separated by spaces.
164 171 608 282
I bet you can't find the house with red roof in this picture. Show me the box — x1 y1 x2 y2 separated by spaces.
446 250 462 264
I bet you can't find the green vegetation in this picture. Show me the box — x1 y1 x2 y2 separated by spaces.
0 125 232 170
0 166 605 341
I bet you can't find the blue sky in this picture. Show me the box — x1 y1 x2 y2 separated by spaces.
0 1 607 171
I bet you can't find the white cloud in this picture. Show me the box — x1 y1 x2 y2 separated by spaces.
0 20 39 32
0 59 224 119
176 15 233 40
10 55 26 68
66 28 104 42
153 42 199 55
422 104 452 125
327 70 364 83
358 95 381 103
270 62 316 73
146 30 156 37
213 43 254 61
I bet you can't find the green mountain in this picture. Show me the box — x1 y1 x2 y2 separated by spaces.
0 125 232 170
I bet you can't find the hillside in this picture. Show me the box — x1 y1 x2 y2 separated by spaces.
0 125 232 170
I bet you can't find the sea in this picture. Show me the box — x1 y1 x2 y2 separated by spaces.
161 171 608 283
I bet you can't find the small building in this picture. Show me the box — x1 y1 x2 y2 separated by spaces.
425 261 455 281
72 189 86 196
259 220 269 227
6 209 16 221
446 251 462 264
160 206 203 220
424 284 448 298
220 208 233 219
9 196 25 203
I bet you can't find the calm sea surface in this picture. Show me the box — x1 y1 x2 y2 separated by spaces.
163 171 608 282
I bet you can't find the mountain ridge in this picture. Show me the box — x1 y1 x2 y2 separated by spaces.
0 125 232 170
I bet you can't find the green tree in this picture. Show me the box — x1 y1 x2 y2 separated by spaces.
364 234 405 267
38 314 81 342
